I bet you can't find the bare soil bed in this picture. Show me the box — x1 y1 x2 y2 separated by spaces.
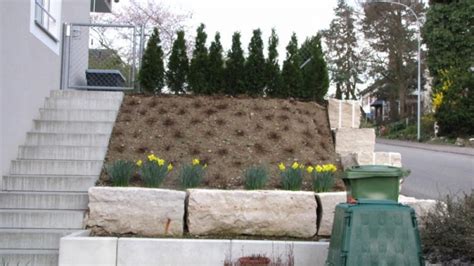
100 94 342 191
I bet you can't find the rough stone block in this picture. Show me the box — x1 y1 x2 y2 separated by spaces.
316 192 346 236
335 128 375 156
341 152 402 169
328 99 361 129
187 189 317 238
399 195 438 224
86 187 186 236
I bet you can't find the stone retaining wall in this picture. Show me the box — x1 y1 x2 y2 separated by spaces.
187 189 317 238
86 187 186 236
85 188 436 238
328 99 361 129
334 128 376 156
341 152 402 170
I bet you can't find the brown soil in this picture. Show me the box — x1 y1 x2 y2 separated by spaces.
100 94 343 191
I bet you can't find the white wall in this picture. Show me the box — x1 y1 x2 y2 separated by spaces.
0 0 90 175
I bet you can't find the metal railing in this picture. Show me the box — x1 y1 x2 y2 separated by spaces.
61 23 144 91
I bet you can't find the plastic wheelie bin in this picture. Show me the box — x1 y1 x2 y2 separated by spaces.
343 165 409 202
326 200 424 266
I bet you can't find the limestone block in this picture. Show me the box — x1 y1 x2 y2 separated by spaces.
339 151 402 170
187 189 317 238
356 152 374 165
86 187 186 237
328 99 361 129
335 128 375 156
316 192 346 236
399 195 438 224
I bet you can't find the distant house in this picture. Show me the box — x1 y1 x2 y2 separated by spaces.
359 86 425 124
0 0 114 175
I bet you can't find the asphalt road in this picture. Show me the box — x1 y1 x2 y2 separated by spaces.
375 140 474 200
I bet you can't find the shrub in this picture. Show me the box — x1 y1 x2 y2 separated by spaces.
278 162 304 191
179 158 206 189
244 165 268 190
422 191 474 264
106 160 135 186
137 154 173 188
308 164 337 192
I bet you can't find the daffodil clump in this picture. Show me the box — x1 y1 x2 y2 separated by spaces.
278 161 305 191
106 160 136 187
307 163 337 192
179 158 207 189
136 153 173 188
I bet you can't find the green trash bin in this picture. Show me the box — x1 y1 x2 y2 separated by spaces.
343 165 409 202
326 200 424 266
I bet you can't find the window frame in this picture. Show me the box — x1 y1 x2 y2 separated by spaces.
34 0 58 42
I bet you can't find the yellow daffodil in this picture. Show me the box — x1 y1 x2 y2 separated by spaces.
157 158 165 166
291 162 299 170
316 165 323 173
307 166 314 174
136 160 142 167
322 164 331 172
147 154 158 162
167 163 173 171
192 158 200 166
278 162 286 171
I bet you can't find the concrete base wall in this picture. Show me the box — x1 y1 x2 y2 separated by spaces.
59 231 330 266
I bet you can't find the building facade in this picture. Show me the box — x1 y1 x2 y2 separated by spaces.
0 0 112 175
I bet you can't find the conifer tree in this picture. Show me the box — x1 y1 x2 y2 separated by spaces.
281 33 303 98
361 1 424 120
208 32 224 93
265 28 281 97
166 30 189 94
323 0 363 100
188 23 209 94
224 32 246 95
245 29 266 96
299 35 330 101
139 27 164 93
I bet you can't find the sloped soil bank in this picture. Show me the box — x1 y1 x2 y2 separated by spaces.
100 94 342 191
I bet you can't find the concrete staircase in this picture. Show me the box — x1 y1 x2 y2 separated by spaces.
0 90 123 265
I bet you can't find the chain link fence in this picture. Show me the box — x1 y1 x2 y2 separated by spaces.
62 23 143 91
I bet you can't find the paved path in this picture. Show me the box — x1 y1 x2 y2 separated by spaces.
375 139 474 200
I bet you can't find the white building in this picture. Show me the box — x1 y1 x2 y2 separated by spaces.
0 0 113 176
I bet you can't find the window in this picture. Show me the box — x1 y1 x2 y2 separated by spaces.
34 0 58 41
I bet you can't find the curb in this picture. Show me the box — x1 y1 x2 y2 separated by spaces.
376 138 474 157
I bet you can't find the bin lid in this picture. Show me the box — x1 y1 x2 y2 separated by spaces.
344 165 404 179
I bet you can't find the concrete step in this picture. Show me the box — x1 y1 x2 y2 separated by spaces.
0 249 58 266
10 159 103 176
44 97 122 110
0 209 84 229
18 145 107 160
0 229 76 249
0 191 88 210
25 132 110 146
50 89 123 100
32 120 114 134
39 108 118 121
1 174 97 192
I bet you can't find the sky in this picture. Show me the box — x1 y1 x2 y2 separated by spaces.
171 0 340 59
115 0 362 61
